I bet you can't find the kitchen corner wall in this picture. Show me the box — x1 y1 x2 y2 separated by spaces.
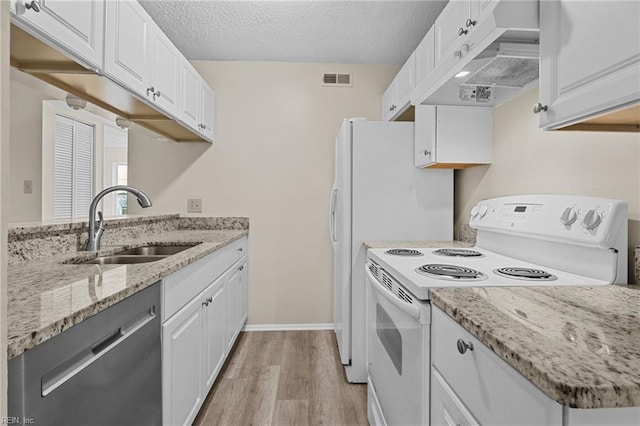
454 88 640 284
128 61 399 325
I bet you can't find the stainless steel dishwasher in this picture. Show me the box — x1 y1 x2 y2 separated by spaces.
9 282 162 425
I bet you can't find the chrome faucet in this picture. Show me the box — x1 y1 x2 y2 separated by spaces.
86 185 152 251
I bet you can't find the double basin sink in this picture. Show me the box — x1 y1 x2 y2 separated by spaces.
70 244 199 265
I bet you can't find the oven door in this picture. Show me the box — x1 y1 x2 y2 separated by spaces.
366 263 429 426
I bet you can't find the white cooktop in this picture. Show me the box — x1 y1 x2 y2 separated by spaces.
367 247 609 301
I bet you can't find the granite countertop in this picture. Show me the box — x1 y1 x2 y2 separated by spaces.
430 285 640 409
7 228 247 359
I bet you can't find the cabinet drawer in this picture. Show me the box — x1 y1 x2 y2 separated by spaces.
431 307 562 425
227 236 248 266
163 249 227 321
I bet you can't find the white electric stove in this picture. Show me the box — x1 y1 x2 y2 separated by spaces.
365 195 628 426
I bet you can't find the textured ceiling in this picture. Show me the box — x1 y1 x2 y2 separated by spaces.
139 1 447 64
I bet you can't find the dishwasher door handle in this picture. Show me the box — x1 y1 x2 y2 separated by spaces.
41 306 156 397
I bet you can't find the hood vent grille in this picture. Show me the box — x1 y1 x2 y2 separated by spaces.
322 73 352 87
465 56 539 88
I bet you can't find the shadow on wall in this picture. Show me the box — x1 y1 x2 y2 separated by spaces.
127 127 211 204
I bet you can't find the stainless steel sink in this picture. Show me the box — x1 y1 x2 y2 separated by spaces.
114 245 196 256
81 255 168 265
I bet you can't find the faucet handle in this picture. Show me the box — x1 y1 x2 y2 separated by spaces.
97 211 104 229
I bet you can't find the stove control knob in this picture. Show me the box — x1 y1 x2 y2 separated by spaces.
581 209 602 230
559 207 578 226
478 205 488 217
470 206 479 218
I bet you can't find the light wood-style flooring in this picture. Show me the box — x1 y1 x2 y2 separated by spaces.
194 330 368 425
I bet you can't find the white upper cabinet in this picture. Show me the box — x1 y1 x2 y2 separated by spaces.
382 52 416 121
180 58 201 131
104 0 151 96
537 0 640 131
414 105 492 168
200 82 215 141
12 0 105 70
149 26 181 117
434 0 467 69
415 27 435 90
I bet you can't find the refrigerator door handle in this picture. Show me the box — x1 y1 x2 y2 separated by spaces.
329 187 338 244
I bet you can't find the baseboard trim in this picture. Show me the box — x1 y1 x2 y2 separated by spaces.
242 323 334 332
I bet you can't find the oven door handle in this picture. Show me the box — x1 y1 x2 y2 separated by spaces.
366 265 420 320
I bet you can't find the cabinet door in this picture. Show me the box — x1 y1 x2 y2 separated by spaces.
415 28 435 89
434 0 466 68
395 52 416 113
149 25 181 117
199 82 215 141
538 0 640 130
162 295 203 426
14 0 104 69
436 106 492 164
180 58 201 131
431 370 479 426
414 105 437 167
381 82 396 121
202 281 225 393
238 259 248 326
225 268 239 353
104 0 151 97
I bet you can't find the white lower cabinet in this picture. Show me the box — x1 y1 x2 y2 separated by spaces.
431 306 640 426
162 236 249 426
431 306 562 426
162 293 204 426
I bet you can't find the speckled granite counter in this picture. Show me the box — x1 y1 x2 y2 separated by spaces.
430 285 640 409
8 217 248 360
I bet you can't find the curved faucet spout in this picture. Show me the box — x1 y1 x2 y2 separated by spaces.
86 185 152 251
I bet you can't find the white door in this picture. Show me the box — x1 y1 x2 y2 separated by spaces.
162 295 203 426
414 105 437 167
431 370 479 426
149 25 181 116
237 259 248 326
332 120 352 366
14 0 104 69
104 0 151 97
180 58 201 131
366 264 429 426
415 28 435 89
199 82 215 141
202 281 225 393
538 0 640 130
434 0 465 68
395 52 415 111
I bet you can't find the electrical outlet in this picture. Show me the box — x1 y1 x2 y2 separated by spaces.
187 198 202 213
23 180 33 194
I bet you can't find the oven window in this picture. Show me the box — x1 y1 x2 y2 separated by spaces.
376 303 402 375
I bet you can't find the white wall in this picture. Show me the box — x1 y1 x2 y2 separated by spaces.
454 88 640 282
129 61 399 325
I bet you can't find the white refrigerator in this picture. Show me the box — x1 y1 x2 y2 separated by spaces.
330 118 453 383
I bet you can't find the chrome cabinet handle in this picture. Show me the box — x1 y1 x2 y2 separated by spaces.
457 339 474 354
458 27 468 36
154 90 161 100
202 297 212 307
238 265 244 271
466 18 477 28
424 149 431 157
533 102 548 114
201 124 207 130
24 0 40 11
146 86 155 96
238 247 243 252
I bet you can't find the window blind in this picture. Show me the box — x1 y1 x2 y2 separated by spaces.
54 115 94 219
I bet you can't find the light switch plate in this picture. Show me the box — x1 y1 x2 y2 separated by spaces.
23 180 33 194
187 198 202 213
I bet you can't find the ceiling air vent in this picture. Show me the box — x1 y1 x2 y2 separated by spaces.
322 73 352 87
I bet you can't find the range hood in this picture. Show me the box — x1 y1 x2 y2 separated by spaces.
412 1 540 108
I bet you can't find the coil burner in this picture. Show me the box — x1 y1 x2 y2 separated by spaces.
433 248 484 258
493 267 557 281
385 249 424 257
416 264 487 281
